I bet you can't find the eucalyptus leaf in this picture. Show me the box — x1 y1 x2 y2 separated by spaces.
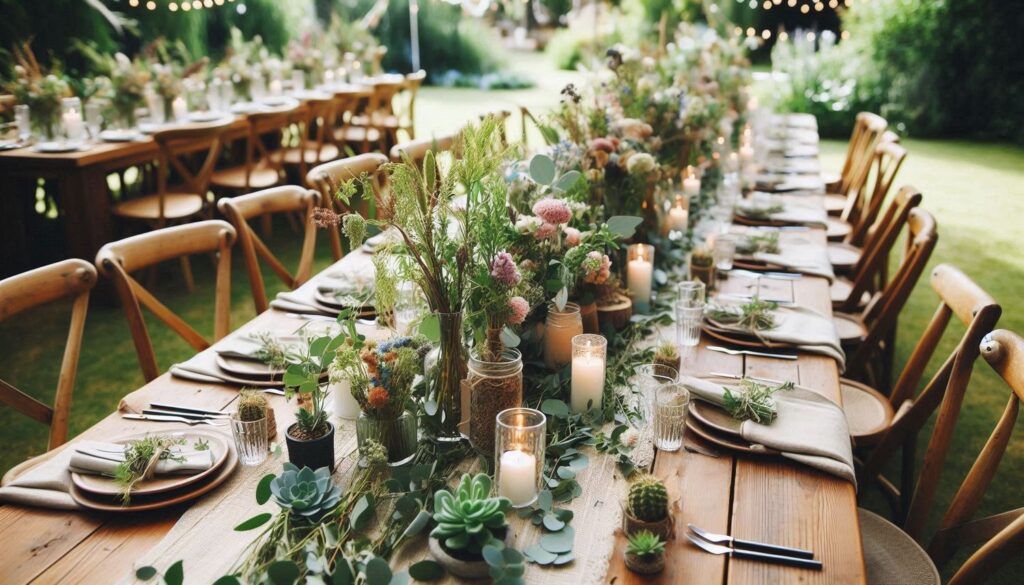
529 154 556 185
540 399 569 418
234 513 272 532
537 489 553 511
556 467 576 480
553 552 575 565
553 170 581 192
567 454 590 471
164 561 184 585
365 557 393 585
522 544 557 565
500 327 520 348
401 510 431 540
332 561 354 585
542 513 565 531
482 545 504 566
552 508 574 522
256 474 275 505
212 576 241 585
267 560 299 585
539 526 575 554
408 560 444 581
553 287 568 312
351 493 375 531
135 566 158 581
607 215 643 239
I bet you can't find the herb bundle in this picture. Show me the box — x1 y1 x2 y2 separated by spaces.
706 296 779 331
722 379 795 424
735 231 781 255
114 436 187 503
739 203 785 220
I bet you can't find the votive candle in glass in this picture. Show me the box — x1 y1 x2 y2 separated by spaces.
683 166 701 197
61 97 84 143
668 194 689 232
570 334 607 413
171 96 188 122
291 70 305 92
544 302 582 370
627 244 655 313
495 408 546 508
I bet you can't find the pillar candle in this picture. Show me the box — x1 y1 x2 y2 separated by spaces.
683 166 701 197
571 354 605 413
269 79 283 97
171 97 188 121
332 378 360 421
63 111 84 142
498 449 537 506
627 246 654 312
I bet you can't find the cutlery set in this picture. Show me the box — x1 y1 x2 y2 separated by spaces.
685 524 822 570
123 403 230 426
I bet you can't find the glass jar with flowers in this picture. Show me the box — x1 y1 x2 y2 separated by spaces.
352 338 426 466
5 44 71 141
89 53 149 130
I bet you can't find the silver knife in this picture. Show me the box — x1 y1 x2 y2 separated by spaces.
122 413 226 426
707 345 799 360
142 408 228 420
685 533 822 570
688 524 815 559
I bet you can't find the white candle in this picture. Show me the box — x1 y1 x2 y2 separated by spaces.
171 97 188 121
668 205 689 232
324 70 336 84
627 258 653 306
63 111 84 142
571 354 605 413
291 70 305 92
683 167 701 197
331 378 360 420
269 79 283 97
498 449 538 506
739 145 754 163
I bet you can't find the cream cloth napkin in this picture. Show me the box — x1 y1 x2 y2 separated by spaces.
680 375 856 485
271 252 376 315
738 195 828 227
750 240 836 283
0 441 214 510
706 301 846 371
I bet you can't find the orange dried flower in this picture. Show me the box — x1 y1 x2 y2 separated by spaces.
367 386 390 409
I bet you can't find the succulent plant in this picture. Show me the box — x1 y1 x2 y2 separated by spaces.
690 246 714 268
431 473 512 556
626 530 665 560
236 390 268 422
654 341 678 360
270 463 342 521
627 475 669 522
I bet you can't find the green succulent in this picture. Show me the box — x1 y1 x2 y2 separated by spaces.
431 473 512 555
270 463 342 521
627 475 668 522
626 530 665 559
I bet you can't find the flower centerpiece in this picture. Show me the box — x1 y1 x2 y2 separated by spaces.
5 43 71 140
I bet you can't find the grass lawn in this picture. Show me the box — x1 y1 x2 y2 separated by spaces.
2 52 1023 581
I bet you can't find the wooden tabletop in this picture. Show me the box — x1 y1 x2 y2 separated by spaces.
0 227 865 583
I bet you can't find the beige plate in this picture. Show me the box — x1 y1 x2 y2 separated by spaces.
70 430 229 499
70 441 237 512
701 323 799 351
686 417 780 456
215 353 284 379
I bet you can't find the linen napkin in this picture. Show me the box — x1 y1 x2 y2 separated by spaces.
0 440 214 510
745 238 836 283
169 351 280 387
737 195 828 228
706 301 846 370
680 375 856 485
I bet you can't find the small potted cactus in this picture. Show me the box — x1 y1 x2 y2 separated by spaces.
237 389 276 440
623 475 674 540
428 473 513 579
653 341 680 379
689 246 716 290
624 530 666 575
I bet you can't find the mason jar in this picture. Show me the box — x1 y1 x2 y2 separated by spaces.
467 348 523 454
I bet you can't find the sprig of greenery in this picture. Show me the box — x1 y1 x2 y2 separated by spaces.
114 436 186 504
249 331 297 370
706 296 779 331
736 231 781 255
722 378 795 424
740 203 785 220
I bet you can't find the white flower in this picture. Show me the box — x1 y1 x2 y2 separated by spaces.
567 201 588 220
621 428 640 447
627 153 656 175
515 215 543 234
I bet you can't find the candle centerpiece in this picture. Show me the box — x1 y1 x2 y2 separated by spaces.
667 194 689 233
571 334 607 413
60 97 84 144
544 302 583 370
626 244 655 313
495 407 546 508
682 166 701 198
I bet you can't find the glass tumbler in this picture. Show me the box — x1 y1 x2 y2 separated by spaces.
676 301 704 347
230 414 269 466
677 280 706 307
633 364 677 424
14 104 31 142
714 234 737 271
654 383 690 452
85 101 103 139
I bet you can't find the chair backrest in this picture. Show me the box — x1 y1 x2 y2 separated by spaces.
917 329 1024 584
0 260 95 449
367 80 404 120
846 208 937 376
218 186 321 313
847 140 908 248
96 221 237 382
293 97 338 178
859 264 1001 538
306 153 389 260
238 108 293 191
838 114 889 224
837 112 887 196
151 119 233 219
839 185 922 313
399 70 427 135
390 133 458 165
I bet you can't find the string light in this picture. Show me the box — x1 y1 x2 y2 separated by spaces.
122 0 233 10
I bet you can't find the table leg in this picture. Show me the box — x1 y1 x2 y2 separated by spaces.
56 167 116 302
0 176 38 278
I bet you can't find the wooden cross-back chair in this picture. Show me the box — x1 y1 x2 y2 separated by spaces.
347 79 405 153
851 264 1000 523
389 133 459 165
218 186 321 313
306 153 389 261
825 112 888 199
857 328 1024 585
282 98 341 180
823 117 890 242
0 260 95 458
329 87 372 153
210 108 294 193
838 207 937 383
96 221 236 382
831 185 922 310
397 70 427 142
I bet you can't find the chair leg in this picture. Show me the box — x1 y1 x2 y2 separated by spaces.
898 433 917 524
180 255 195 293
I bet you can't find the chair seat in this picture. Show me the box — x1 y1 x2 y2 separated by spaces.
826 217 852 241
281 144 340 166
351 113 399 128
210 164 283 190
336 126 382 143
841 378 894 443
828 242 862 271
858 508 940 585
822 171 842 194
113 192 205 220
825 192 847 215
833 312 868 344
831 276 871 308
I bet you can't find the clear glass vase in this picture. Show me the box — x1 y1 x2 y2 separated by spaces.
356 410 417 466
424 312 468 442
467 348 523 454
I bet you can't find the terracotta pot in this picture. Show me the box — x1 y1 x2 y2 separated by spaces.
578 301 600 334
690 264 716 290
286 422 335 473
623 509 675 541
428 529 512 579
625 551 666 575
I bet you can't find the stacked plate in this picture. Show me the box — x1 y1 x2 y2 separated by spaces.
68 430 237 512
684 375 782 457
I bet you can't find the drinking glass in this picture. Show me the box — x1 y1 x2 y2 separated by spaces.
146 90 165 125
677 280 706 307
675 302 703 347
633 364 677 424
713 234 737 271
251 74 267 102
393 281 424 335
85 102 103 139
291 70 306 92
230 415 269 466
218 81 233 111
653 383 690 452
14 104 31 142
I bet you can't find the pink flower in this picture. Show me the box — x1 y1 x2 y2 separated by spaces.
508 296 530 325
490 251 521 286
582 252 612 285
532 198 572 225
535 222 558 240
564 227 582 247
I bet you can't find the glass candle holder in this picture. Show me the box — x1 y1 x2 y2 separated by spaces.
495 408 546 508
654 383 690 452
667 194 689 233
713 234 737 271
626 244 655 313
60 97 84 143
291 70 306 92
682 165 701 197
84 101 103 140
14 104 31 142
543 302 582 370
570 334 607 413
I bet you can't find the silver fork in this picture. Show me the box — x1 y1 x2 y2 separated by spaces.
122 414 229 427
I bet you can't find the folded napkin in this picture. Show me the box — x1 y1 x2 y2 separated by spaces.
772 113 818 130
706 301 846 370
754 174 827 193
680 375 855 485
737 196 828 228
0 440 214 510
169 350 280 387
749 240 836 283
763 157 821 175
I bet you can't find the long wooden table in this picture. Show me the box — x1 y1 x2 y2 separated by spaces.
0 226 865 583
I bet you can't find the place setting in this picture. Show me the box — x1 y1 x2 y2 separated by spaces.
726 228 836 282
734 192 829 228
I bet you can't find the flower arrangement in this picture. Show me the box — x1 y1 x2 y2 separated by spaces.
6 43 71 140
83 52 149 128
286 32 330 85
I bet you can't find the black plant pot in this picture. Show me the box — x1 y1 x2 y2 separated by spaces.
286 422 336 473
